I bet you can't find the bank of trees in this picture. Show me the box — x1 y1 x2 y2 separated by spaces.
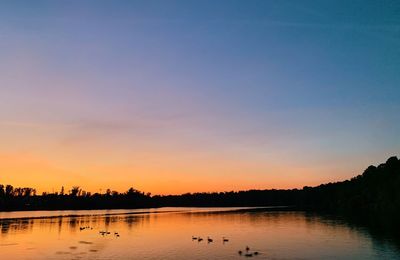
0 185 152 210
0 156 399 216
302 156 400 216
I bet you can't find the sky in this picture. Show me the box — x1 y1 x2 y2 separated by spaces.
0 1 399 195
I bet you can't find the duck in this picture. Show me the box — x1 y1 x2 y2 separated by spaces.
254 251 259 255
238 250 243 255
192 236 198 240
207 237 213 243
246 246 250 251
198 237 203 242
222 237 229 242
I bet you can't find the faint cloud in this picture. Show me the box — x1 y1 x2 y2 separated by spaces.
0 120 73 129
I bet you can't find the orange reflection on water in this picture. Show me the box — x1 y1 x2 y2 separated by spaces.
0 208 398 259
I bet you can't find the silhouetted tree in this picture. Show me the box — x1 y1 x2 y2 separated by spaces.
0 184 4 197
70 186 80 197
5 185 13 197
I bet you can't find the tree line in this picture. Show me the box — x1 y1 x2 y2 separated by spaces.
0 156 399 217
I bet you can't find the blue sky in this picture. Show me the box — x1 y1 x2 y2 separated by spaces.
0 1 399 193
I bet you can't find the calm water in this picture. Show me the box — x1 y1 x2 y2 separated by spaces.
0 207 399 260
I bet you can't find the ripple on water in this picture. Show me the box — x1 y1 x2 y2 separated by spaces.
78 241 93 244
0 243 18 246
55 251 70 255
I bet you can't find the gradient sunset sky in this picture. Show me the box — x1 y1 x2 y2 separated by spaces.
0 1 399 194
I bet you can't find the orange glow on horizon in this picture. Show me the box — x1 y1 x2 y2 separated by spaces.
0 151 358 195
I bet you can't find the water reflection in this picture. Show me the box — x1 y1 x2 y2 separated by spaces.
1 219 35 235
0 208 399 259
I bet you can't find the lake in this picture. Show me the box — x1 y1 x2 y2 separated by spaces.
0 207 399 259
